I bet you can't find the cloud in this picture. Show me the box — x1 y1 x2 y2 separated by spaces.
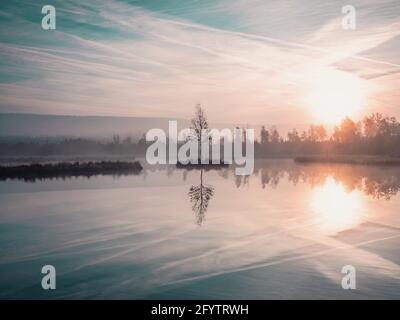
0 0 399 124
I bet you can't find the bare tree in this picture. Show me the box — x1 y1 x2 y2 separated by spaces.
190 104 209 159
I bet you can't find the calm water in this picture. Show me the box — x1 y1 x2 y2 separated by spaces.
0 160 399 299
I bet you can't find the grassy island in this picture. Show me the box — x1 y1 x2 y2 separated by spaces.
0 161 143 181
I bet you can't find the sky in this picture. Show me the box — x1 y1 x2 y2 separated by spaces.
0 0 399 125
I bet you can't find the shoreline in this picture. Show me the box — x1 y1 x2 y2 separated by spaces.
294 155 400 166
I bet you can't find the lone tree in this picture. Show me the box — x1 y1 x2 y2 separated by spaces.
190 104 209 159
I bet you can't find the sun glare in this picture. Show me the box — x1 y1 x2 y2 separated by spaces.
310 178 365 235
305 68 365 125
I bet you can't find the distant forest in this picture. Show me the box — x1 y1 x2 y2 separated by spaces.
256 112 400 157
0 113 399 158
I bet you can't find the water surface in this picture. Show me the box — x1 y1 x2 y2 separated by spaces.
0 160 399 299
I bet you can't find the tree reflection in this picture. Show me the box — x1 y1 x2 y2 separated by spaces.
188 168 215 225
254 162 400 200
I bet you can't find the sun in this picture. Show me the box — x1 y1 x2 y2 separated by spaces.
305 68 365 125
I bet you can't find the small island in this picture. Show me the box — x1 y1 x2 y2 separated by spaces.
176 161 229 170
0 161 143 181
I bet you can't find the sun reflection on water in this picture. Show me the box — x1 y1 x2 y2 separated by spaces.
310 177 365 235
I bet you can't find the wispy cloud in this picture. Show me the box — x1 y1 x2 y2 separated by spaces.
0 0 399 124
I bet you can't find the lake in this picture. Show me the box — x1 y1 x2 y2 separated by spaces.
0 159 399 299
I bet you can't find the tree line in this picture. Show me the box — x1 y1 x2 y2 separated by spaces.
0 112 399 158
256 113 400 157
